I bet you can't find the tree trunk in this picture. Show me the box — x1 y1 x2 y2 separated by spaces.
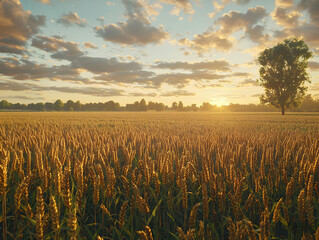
281 106 285 115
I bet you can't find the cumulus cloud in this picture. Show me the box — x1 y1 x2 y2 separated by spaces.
289 1 319 47
271 7 301 27
231 72 252 77
31 35 80 52
208 0 253 18
207 83 223 88
35 0 68 4
36 0 51 4
153 60 232 71
0 42 25 54
95 69 232 88
0 57 51 80
121 70 250 89
195 82 224 88
71 57 142 73
273 24 319 50
57 12 88 27
94 0 168 45
40 86 124 97
0 80 33 91
129 92 157 97
83 42 98 49
298 0 319 25
179 6 268 54
245 25 269 43
139 0 162 17
236 0 251 4
179 31 234 53
0 57 87 83
308 61 319 70
291 24 319 47
217 6 269 43
271 0 319 49
208 2 223 18
0 0 45 54
94 20 168 45
4 95 44 101
219 0 252 6
94 70 155 84
31 35 142 74
31 35 84 60
275 0 294 7
0 80 124 97
237 79 259 87
217 7 267 34
160 0 194 15
0 54 142 82
155 71 233 88
309 82 319 91
161 90 196 97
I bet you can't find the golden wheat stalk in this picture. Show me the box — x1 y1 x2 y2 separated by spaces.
136 230 148 240
202 183 209 220
36 186 44 240
68 207 77 240
272 198 283 223
100 204 110 216
189 202 201 229
144 226 153 240
0 153 8 240
298 189 306 223
93 175 100 206
119 201 128 229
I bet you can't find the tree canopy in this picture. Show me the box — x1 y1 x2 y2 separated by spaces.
258 38 312 115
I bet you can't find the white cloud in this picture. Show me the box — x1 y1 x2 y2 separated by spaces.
57 12 88 27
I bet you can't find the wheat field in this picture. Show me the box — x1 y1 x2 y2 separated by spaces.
0 112 318 240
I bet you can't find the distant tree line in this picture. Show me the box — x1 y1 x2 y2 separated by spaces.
1 94 319 112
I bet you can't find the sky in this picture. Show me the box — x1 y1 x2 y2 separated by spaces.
0 0 319 106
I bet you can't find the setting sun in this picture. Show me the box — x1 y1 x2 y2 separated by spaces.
211 98 229 107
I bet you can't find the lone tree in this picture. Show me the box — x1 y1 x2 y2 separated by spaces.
258 38 312 115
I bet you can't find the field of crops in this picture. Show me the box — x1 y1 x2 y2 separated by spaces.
0 112 318 240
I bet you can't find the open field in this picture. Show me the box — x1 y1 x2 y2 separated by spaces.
0 112 318 239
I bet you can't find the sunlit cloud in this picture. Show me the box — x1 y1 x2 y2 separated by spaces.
94 0 169 45
160 0 195 15
179 6 269 54
271 7 302 27
0 80 124 97
160 90 196 97
0 0 45 54
217 6 269 43
83 42 98 49
57 12 88 27
179 31 234 53
153 60 232 71
308 61 319 71
237 78 259 87
35 0 69 4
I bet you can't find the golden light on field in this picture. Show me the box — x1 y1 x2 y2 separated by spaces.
0 112 318 239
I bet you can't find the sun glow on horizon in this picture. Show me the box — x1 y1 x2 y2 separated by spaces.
210 98 229 107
